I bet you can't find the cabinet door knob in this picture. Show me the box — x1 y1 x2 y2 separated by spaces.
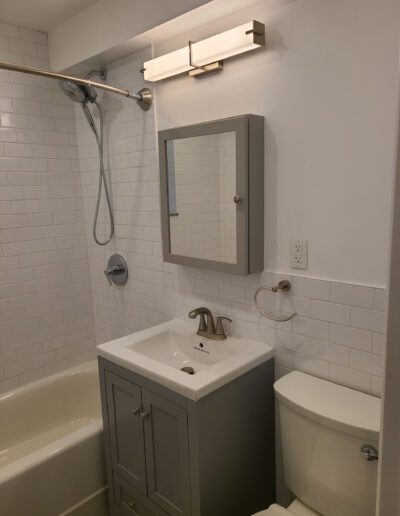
233 195 243 204
127 500 139 515
140 411 149 419
132 407 140 415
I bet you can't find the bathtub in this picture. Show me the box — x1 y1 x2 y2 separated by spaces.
0 360 108 516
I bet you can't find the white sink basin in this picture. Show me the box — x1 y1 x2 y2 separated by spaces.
128 330 234 369
97 319 274 400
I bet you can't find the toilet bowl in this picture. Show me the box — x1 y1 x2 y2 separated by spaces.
253 372 380 516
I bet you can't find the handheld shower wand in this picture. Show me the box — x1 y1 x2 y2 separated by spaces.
59 69 114 246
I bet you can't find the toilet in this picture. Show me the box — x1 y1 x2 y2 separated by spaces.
254 371 380 516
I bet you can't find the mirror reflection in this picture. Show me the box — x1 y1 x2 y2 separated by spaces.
166 132 237 264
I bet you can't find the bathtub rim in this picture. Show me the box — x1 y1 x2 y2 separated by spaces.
0 359 103 485
0 359 99 403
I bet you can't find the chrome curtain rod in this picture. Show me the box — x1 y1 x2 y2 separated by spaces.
0 60 152 109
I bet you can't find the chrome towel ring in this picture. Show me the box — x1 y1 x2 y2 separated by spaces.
254 280 297 322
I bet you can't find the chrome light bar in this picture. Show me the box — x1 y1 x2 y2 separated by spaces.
142 20 265 82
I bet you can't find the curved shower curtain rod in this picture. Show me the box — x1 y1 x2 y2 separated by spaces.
0 59 152 111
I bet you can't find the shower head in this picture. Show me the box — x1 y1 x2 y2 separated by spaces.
59 68 106 104
59 80 97 104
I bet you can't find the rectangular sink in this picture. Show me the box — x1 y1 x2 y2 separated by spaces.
127 330 234 370
97 319 274 400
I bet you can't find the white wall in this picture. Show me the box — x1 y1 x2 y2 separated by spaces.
74 44 388 504
67 0 392 394
48 0 212 72
73 45 388 396
0 22 96 393
154 0 400 287
377 79 400 516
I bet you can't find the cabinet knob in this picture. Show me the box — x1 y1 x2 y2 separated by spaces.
132 407 140 415
127 500 139 515
140 411 150 419
233 195 243 204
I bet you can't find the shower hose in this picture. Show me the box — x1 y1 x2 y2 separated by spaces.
84 101 115 246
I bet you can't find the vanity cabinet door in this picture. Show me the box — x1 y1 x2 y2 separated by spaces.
114 474 154 516
142 390 191 516
105 372 147 495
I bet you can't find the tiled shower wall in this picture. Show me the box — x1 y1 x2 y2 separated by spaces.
75 47 386 399
0 22 95 393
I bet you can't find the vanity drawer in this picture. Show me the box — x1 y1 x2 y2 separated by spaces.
113 473 167 516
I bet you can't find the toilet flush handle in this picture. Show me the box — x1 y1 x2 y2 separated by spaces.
361 444 379 461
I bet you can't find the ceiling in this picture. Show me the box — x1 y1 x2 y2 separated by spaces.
0 0 99 32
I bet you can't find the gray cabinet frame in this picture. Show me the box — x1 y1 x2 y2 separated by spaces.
99 357 276 516
143 390 191 516
158 115 264 275
105 371 147 494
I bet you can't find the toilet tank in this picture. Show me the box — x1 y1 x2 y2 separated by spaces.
274 372 380 516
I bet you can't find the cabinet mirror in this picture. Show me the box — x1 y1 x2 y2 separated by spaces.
158 115 264 275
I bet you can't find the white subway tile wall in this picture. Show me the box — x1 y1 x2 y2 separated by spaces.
74 48 387 401
0 22 95 393
0 30 388 509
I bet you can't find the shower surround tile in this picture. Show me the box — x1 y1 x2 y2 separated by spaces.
0 22 95 393
74 47 387 399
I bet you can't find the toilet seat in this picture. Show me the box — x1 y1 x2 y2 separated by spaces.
253 499 320 516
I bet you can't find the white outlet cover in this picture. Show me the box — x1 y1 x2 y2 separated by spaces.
291 239 308 270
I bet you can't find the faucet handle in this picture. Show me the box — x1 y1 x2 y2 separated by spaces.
104 267 113 285
104 254 128 286
215 316 232 340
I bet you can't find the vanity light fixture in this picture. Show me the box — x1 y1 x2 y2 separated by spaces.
142 20 265 81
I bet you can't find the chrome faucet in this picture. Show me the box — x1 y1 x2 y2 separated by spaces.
188 307 232 341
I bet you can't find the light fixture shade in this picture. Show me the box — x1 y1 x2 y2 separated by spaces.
143 20 265 82
143 47 192 82
191 21 265 67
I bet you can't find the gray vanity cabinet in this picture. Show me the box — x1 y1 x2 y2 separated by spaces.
142 390 191 516
105 372 147 494
114 474 154 516
99 357 276 516
104 370 190 516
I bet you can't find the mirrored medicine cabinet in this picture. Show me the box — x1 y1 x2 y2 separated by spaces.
158 115 264 275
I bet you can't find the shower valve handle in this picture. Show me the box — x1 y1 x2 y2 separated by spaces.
104 264 126 285
104 254 128 286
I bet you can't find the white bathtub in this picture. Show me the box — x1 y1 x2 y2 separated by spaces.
0 360 108 516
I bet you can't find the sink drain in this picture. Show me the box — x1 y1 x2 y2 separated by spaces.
180 366 195 375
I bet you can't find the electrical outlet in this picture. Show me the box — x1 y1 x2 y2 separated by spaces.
291 239 308 270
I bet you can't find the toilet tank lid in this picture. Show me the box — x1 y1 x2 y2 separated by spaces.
274 372 380 440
